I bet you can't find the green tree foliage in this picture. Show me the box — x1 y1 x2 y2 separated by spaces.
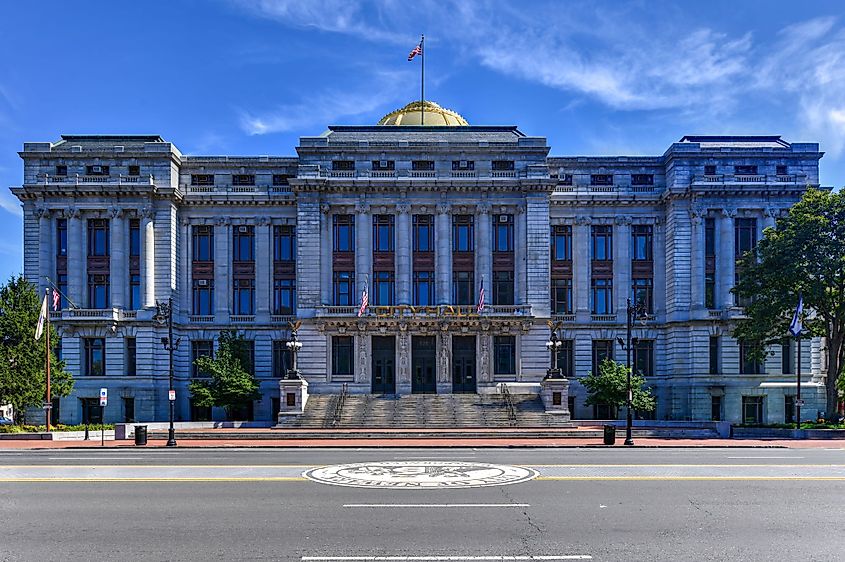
733 188 845 420
581 358 655 417
0 276 73 423
189 330 259 419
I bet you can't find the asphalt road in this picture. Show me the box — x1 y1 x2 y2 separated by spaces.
1 447 844 561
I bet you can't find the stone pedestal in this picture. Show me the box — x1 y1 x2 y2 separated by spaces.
277 378 309 422
540 377 571 420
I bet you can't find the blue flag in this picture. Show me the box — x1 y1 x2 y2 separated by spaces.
789 294 803 337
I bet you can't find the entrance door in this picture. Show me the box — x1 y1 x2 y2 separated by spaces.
371 336 396 394
452 336 477 393
412 336 437 394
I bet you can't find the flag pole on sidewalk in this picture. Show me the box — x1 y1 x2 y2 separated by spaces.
45 288 51 432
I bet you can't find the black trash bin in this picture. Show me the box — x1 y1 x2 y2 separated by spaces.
603 424 616 445
134 425 148 446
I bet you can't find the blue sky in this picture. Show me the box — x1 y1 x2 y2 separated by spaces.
2 0 844 282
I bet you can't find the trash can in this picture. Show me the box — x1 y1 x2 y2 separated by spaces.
134 425 148 446
603 424 616 445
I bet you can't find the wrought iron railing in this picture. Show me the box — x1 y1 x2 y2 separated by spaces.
499 383 518 427
330 383 348 428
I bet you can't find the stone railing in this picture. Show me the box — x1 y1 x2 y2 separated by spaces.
450 171 477 178
707 310 723 320
270 314 296 324
409 171 436 178
229 315 255 323
189 315 215 323
693 174 805 186
316 304 532 318
53 308 139 322
39 174 155 186
552 314 576 323
591 314 617 323
184 184 294 195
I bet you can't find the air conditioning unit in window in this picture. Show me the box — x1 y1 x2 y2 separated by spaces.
238 226 248 233
91 165 102 173
459 160 468 168
379 160 388 168
198 279 208 286
499 215 509 223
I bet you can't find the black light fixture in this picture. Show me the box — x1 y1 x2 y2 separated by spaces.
285 321 303 380
621 297 649 446
154 297 180 447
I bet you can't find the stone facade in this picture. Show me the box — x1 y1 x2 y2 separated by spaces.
10 121 830 425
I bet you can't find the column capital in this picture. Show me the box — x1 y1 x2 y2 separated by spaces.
436 202 450 215
721 208 737 219
396 202 410 215
140 206 156 220
614 215 632 226
355 203 370 215
764 207 781 218
320 203 332 215
477 202 491 215
109 206 124 219
179 216 191 227
34 206 51 219
256 216 271 227
575 215 592 226
66 207 80 220
214 215 230 226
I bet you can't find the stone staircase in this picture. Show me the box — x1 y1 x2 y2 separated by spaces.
284 393 571 429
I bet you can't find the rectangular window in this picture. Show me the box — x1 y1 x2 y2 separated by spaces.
272 340 293 378
734 165 758 175
333 215 355 252
592 340 614 375
192 279 214 315
273 279 296 315
87 274 110 309
55 164 68 177
84 338 106 376
591 174 613 186
232 225 255 261
273 225 296 262
735 218 757 257
412 160 435 171
590 278 613 314
192 225 214 261
413 271 434 306
332 160 355 171
631 174 654 186
125 337 136 376
705 217 716 257
452 215 474 252
56 219 67 256
81 398 103 425
373 271 395 306
333 271 354 306
373 215 395 252
776 165 788 176
551 278 573 314
631 278 653 313
709 336 720 375
57 274 68 310
591 225 612 261
87 219 110 256
272 174 290 186
492 160 515 171
494 336 517 377
123 397 135 423
711 395 722 421
127 165 140 177
739 340 763 375
705 274 716 309
232 278 255 315
451 160 475 170
782 339 793 374
551 225 572 261
191 340 214 378
493 215 514 252
784 395 795 424
742 396 764 424
631 225 653 260
493 271 514 305
332 336 354 379
129 274 141 310
85 165 109 176
242 341 255 376
129 219 140 257
559 173 573 185
413 214 434 252
633 339 654 376
557 339 574 377
232 174 255 186
452 271 474 305
191 174 214 186
371 160 395 171
704 165 717 176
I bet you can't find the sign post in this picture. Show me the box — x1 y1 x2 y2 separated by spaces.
99 388 107 447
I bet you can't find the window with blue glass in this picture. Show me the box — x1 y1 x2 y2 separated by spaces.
631 225 653 260
129 219 141 257
273 279 296 315
192 225 213 261
493 215 513 252
590 278 612 314
232 278 254 315
373 271 394 305
413 215 433 252
551 225 571 261
233 225 254 261
56 219 67 256
333 215 355 252
84 338 105 376
373 215 394 252
413 271 434 306
333 271 354 306
452 271 474 305
88 274 109 309
273 225 296 261
452 215 473 252
87 219 109 256
192 279 214 315
130 274 141 310
591 225 612 261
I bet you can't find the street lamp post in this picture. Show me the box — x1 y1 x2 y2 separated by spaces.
155 298 181 447
621 297 648 447
544 328 563 379
286 325 303 380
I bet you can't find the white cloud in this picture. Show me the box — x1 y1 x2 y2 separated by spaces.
0 191 22 218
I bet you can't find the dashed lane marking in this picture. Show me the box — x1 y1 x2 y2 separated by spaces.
342 504 531 508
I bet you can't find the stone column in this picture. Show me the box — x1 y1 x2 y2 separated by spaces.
356 328 369 384
179 218 191 316
395 203 412 305
689 209 705 311
653 221 666 318
36 208 51 295
719 209 736 309
141 208 156 308
435 203 452 305
397 327 411 393
614 216 631 314
255 218 271 321
320 204 332 305
214 218 230 319
67 209 84 307
109 208 125 309
763 208 777 232
514 205 527 305
355 204 372 302
573 216 591 321
475 203 491 304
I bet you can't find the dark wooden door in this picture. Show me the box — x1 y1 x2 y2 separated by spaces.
412 336 437 394
371 336 396 394
451 336 477 393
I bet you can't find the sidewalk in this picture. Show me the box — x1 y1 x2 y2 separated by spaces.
1 436 843 449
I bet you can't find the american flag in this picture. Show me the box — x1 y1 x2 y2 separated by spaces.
408 43 422 61
358 283 369 317
477 279 485 314
52 288 60 311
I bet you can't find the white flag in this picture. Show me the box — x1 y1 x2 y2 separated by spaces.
34 293 48 341
789 294 803 337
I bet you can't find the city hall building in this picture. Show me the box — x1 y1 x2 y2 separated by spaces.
11 101 829 425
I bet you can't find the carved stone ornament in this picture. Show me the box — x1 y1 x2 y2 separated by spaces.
721 208 737 219
140 206 156 220
109 206 124 219
398 332 410 383
66 207 80 219
357 335 368 384
438 334 450 383
479 336 490 382
477 202 491 215
396 202 410 214
33 206 49 219
320 203 331 215
575 215 592 226
179 216 191 227
214 216 231 226
764 207 780 218
257 216 270 227
436 202 450 215
355 203 370 215
614 215 632 226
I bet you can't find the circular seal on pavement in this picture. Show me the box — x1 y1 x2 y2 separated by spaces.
303 460 538 489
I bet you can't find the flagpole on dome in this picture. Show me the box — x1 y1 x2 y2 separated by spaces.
420 34 425 126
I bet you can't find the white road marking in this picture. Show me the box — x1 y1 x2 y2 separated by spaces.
47 456 180 460
396 456 477 459
726 456 805 459
302 557 592 561
343 504 530 508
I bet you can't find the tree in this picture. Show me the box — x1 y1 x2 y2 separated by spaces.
0 276 73 423
189 330 259 419
733 188 845 420
581 358 655 417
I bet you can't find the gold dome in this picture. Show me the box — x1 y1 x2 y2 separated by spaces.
377 100 468 126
